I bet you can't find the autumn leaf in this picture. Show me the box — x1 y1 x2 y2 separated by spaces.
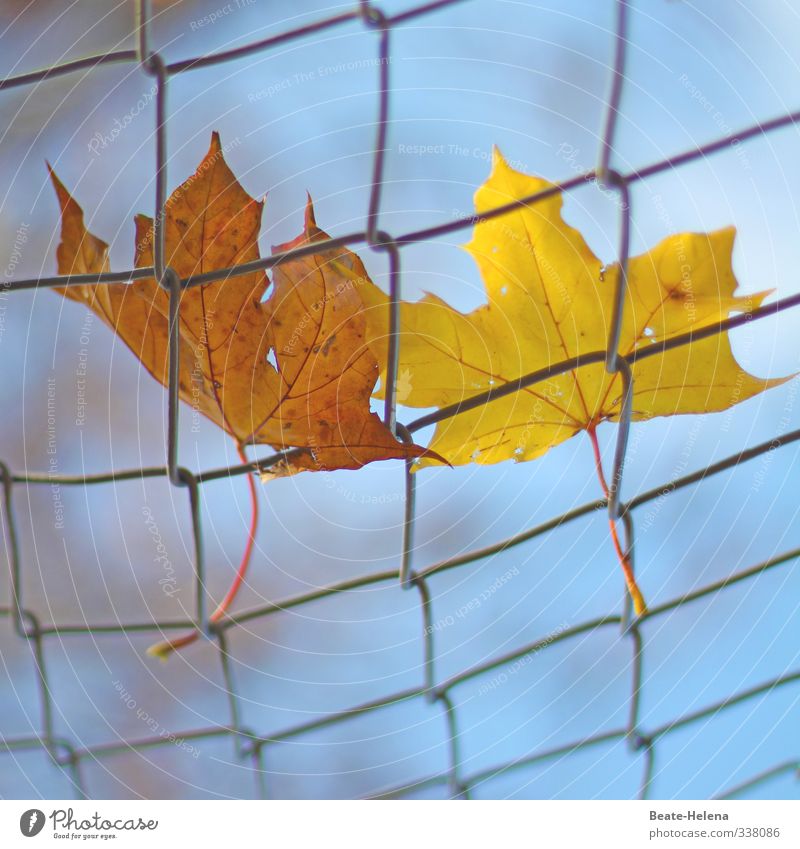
363 148 788 469
50 133 439 657
361 148 789 615
49 165 204 409
50 132 429 473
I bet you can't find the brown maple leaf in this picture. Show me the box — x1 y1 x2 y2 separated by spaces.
50 133 432 473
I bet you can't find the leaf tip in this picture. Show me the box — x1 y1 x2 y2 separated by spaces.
490 144 510 175
713 223 737 254
46 163 69 208
45 161 66 192
414 445 451 468
303 192 317 232
200 131 227 174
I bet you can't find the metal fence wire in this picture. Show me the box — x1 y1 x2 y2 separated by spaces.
1 0 800 801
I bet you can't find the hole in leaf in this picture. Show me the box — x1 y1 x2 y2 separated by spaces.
260 276 274 303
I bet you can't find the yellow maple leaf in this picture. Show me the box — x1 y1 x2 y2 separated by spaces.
363 148 788 469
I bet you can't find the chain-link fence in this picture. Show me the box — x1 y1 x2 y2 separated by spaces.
1 0 799 800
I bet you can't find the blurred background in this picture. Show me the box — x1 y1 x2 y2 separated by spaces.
1 0 799 799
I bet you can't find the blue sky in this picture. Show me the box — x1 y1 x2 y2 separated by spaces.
0 0 798 799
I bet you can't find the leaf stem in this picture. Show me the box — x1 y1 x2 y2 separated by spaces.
209 445 259 623
147 444 259 659
587 425 647 616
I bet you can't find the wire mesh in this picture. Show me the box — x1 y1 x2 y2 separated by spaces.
1 0 799 800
